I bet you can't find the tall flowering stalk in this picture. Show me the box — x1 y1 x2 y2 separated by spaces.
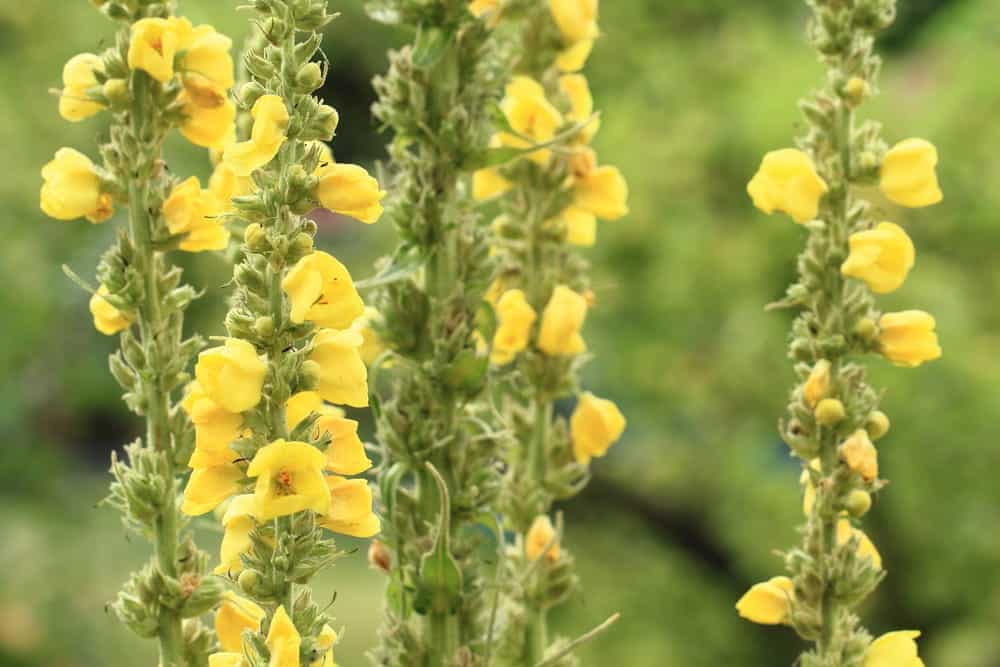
365 1 510 664
469 1 627 664
737 1 943 665
178 1 385 665
41 1 240 664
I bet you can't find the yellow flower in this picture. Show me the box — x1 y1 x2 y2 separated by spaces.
880 139 942 208
309 625 339 667
247 439 330 520
173 19 235 92
351 306 386 366
209 160 255 210
864 631 925 667
59 53 104 122
525 515 560 562
215 494 256 574
736 576 794 625
282 251 365 330
803 359 831 408
537 285 588 356
549 0 599 45
195 338 268 413
223 95 289 176
491 289 538 365
163 176 230 252
570 392 626 465
128 18 179 83
317 416 373 475
559 74 599 144
215 591 264 653
180 93 237 150
181 381 243 453
878 311 942 368
556 39 593 73
40 148 112 223
89 286 132 335
841 222 915 294
800 458 821 515
319 476 380 538
837 518 882 569
570 148 629 221
547 206 596 247
314 163 385 224
472 166 513 201
469 0 499 17
747 149 829 223
310 329 369 407
266 606 301 667
498 76 563 165
286 391 324 432
209 654 246 667
840 429 878 482
181 459 244 516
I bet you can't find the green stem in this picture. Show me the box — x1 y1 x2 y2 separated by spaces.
529 398 550 495
525 604 548 666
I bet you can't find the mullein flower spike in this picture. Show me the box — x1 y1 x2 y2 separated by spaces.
41 3 242 664
472 0 627 663
739 1 945 664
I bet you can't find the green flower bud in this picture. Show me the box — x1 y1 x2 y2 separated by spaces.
254 316 275 338
237 569 261 596
866 410 891 441
855 317 878 343
845 490 872 517
314 104 339 139
299 359 321 389
290 232 314 257
103 78 130 108
240 81 267 108
244 223 269 252
842 76 870 107
296 62 324 91
815 398 846 426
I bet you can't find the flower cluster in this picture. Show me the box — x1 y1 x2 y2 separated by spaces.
737 1 942 664
170 1 384 665
470 0 627 663
40 2 246 664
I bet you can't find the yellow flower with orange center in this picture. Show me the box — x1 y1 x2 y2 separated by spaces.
247 439 330 520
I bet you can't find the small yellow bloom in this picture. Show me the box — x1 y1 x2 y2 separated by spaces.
498 76 563 165
351 306 386 366
180 93 237 150
552 206 598 247
286 391 324 432
491 289 538 365
247 439 330 520
549 0 599 45
128 18 179 83
570 392 625 465
525 515 560 562
163 176 230 252
266 606 301 667
309 625 339 667
59 53 104 122
837 518 882 569
559 74 599 144
174 19 235 92
181 381 243 453
472 167 512 201
89 285 132 335
181 461 244 516
803 359 831 408
208 654 246 667
840 429 878 482
864 631 925 667
800 458 821 515
195 338 268 413
317 416 373 475
841 222 915 294
223 94 289 176
556 39 593 73
215 494 256 574
40 148 112 223
310 328 369 407
469 0 499 17
282 251 365 330
314 162 385 224
747 149 829 223
215 591 264 653
319 476 380 538
736 576 794 625
570 148 628 220
537 285 588 356
209 160 255 210
880 139 942 208
878 311 942 368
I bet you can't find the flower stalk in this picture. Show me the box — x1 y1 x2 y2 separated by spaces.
738 1 944 665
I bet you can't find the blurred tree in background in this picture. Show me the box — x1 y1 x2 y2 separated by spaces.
0 1 997 665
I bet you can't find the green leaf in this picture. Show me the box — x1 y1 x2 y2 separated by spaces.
412 25 451 69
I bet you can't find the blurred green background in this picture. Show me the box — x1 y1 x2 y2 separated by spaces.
2 1 998 665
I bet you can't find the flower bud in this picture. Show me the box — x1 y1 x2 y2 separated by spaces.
240 81 267 108
244 223 269 252
815 398 846 426
299 359 322 388
803 359 831 408
103 78 130 108
253 316 275 338
855 317 878 343
237 569 261 595
314 104 340 138
296 62 324 91
843 76 870 106
290 232 314 257
866 410 891 441
368 540 391 574
846 490 872 517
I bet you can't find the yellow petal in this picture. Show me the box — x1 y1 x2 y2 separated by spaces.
282 252 364 330
878 311 942 368
314 163 385 224
89 285 133 335
266 606 302 667
525 515 560 562
570 392 626 465
195 339 268 413
215 591 264 653
864 631 922 667
310 329 369 407
841 222 915 294
181 464 243 516
880 139 942 208
537 285 588 357
736 576 794 625
747 149 828 223
319 476 380 538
